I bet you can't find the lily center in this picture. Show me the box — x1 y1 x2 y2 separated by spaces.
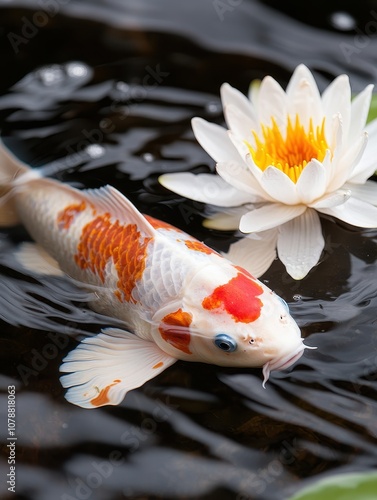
247 115 329 183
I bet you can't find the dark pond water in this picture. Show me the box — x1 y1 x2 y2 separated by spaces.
1 1 377 499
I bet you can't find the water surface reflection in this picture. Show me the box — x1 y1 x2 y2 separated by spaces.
1 1 377 499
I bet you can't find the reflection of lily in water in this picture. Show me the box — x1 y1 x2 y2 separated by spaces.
160 65 377 279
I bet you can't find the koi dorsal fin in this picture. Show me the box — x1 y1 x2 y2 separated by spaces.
83 185 156 237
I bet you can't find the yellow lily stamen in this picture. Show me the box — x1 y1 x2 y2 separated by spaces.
247 115 329 183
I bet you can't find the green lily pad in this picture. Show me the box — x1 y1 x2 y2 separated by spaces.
287 471 377 500
367 93 377 124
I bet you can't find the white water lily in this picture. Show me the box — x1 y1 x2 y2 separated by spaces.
160 65 377 279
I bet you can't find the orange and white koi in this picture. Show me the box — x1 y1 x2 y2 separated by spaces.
0 140 312 408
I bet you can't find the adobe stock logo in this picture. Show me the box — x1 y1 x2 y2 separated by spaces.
7 0 71 54
340 10 377 62
213 0 244 21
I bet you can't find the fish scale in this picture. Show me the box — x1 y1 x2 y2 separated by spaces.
134 237 197 311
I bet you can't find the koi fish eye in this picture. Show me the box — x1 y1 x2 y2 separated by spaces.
214 333 237 352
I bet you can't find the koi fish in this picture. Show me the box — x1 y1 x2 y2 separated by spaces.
0 140 311 408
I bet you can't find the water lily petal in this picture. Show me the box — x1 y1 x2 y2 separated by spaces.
349 84 374 140
344 181 377 206
244 149 265 181
296 159 327 204
310 189 351 209
240 203 306 233
258 166 300 205
325 114 345 186
159 172 252 207
328 132 368 191
317 197 377 228
220 83 256 124
216 161 269 200
348 118 377 184
286 64 322 126
228 130 257 170
223 229 278 278
327 112 343 158
322 75 351 143
277 209 324 280
286 65 318 96
365 115 377 138
223 104 256 143
191 117 241 162
257 76 288 131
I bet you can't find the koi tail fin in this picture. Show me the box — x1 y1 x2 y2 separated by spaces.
0 139 34 227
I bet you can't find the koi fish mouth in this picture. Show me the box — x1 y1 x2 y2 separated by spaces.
262 342 313 388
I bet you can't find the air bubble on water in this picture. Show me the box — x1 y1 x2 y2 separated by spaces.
85 144 105 158
65 62 90 79
293 294 302 301
206 102 221 114
329 11 356 31
37 65 65 86
116 81 130 93
36 62 91 88
143 152 155 162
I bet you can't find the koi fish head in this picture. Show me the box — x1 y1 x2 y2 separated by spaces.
153 263 308 384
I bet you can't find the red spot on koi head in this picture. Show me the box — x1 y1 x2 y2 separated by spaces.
57 201 87 230
202 273 263 323
159 308 193 354
90 379 121 407
74 214 152 303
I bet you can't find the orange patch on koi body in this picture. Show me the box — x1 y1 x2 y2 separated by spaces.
144 215 178 231
184 240 217 255
90 379 121 407
153 361 164 369
74 214 152 302
57 201 87 230
202 273 263 323
159 308 193 354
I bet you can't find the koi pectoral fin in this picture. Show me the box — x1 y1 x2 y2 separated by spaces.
15 242 64 276
59 327 177 409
